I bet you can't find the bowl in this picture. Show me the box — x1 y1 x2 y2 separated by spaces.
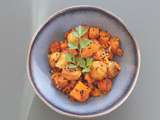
27 5 140 118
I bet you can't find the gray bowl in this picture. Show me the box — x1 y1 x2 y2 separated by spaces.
27 6 140 118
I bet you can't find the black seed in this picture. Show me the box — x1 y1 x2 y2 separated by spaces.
80 90 84 95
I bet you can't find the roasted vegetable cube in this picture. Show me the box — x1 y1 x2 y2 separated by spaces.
48 41 60 53
62 68 81 81
110 36 124 56
91 87 101 97
67 31 79 46
51 73 69 90
88 27 100 39
48 52 60 68
69 81 91 102
55 53 67 68
97 79 112 93
90 61 107 80
107 61 121 79
80 41 100 58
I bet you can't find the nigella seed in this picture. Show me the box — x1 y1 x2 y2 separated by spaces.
80 90 84 95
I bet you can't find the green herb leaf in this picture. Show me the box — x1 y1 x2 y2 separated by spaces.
72 31 79 38
80 39 92 49
86 58 93 67
67 64 77 69
76 57 86 68
75 25 87 38
82 68 90 73
72 57 76 63
68 43 78 49
65 53 73 62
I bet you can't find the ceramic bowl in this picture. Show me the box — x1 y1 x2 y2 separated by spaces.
27 6 140 118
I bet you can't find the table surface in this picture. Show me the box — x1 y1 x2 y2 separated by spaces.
0 0 160 120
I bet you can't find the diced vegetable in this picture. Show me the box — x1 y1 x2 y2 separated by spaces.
62 68 81 81
48 41 60 53
91 87 101 97
88 27 100 39
93 49 109 64
90 61 107 80
55 53 67 68
67 32 79 46
97 79 112 93
80 41 100 58
107 61 121 79
51 73 68 90
84 74 94 83
48 52 60 68
110 36 124 56
60 41 67 50
69 81 91 102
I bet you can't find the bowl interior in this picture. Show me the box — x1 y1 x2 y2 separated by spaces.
29 7 139 116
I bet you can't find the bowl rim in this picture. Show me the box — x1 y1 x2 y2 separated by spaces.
27 5 141 118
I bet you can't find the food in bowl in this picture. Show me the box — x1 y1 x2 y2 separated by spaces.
48 25 124 102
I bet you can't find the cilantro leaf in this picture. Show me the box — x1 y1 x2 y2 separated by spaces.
72 31 79 38
80 39 92 49
82 68 90 73
67 64 77 69
86 58 93 67
65 53 74 62
72 57 76 63
76 57 86 68
68 43 78 49
74 25 87 38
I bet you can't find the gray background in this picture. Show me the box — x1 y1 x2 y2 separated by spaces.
0 0 159 120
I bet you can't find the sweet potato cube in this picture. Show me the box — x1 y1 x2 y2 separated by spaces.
88 27 100 39
69 81 91 102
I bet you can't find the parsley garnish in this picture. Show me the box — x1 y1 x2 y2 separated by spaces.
65 53 74 62
80 39 92 49
66 25 93 73
86 58 93 67
76 57 93 73
82 68 90 73
68 25 91 50
68 43 78 49
67 64 77 69
75 25 87 38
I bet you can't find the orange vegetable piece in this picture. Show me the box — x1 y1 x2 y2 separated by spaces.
51 73 68 90
60 41 67 50
91 87 101 97
63 49 78 56
84 74 94 83
88 27 100 39
80 42 100 58
97 79 112 93
99 31 111 38
69 81 91 102
106 47 113 60
109 36 124 56
99 37 110 48
62 68 81 81
48 41 60 53
99 31 111 48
